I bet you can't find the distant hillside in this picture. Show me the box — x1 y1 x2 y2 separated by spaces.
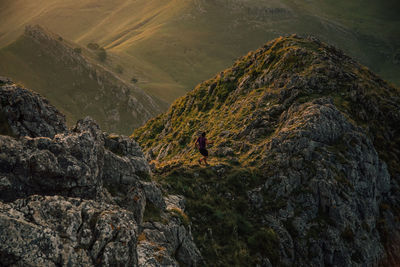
133 36 400 265
0 25 166 134
0 0 399 103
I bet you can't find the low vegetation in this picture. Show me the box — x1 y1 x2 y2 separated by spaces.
86 42 107 62
87 43 100 50
97 48 107 62
143 201 162 223
153 164 280 265
115 65 123 74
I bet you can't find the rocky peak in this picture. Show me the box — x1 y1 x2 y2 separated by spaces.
23 25 85 66
133 35 400 265
25 25 59 44
135 35 400 174
0 79 201 266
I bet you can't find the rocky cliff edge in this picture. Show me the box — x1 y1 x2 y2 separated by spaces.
0 77 201 266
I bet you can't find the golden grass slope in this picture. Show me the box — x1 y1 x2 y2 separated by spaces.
0 0 191 102
0 25 165 134
0 0 399 103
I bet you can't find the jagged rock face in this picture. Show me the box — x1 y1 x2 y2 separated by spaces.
138 195 202 266
0 80 201 266
134 36 400 265
0 76 67 138
254 98 391 265
0 117 109 202
0 195 139 266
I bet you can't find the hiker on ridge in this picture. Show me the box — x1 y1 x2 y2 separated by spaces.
195 132 213 166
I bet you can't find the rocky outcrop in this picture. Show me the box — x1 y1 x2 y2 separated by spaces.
0 117 109 202
0 78 201 266
0 195 139 266
253 97 391 265
0 76 66 138
138 195 202 266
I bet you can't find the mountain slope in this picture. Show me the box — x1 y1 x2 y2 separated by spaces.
133 36 400 265
0 25 166 134
0 0 398 103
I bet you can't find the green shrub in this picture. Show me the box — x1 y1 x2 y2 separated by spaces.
236 215 254 235
248 228 280 263
168 208 190 226
215 81 236 103
97 48 107 62
394 50 400 64
283 217 299 237
73 47 82 54
0 111 14 136
143 202 162 223
87 42 100 50
341 226 354 242
115 65 124 74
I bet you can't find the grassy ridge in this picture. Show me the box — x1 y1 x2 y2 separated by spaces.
133 36 332 162
134 36 400 264
134 36 400 169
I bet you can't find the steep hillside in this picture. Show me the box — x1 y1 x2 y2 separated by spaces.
0 0 398 102
0 78 201 266
134 36 400 265
0 25 166 134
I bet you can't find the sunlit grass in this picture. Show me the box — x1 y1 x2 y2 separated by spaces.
0 0 398 105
